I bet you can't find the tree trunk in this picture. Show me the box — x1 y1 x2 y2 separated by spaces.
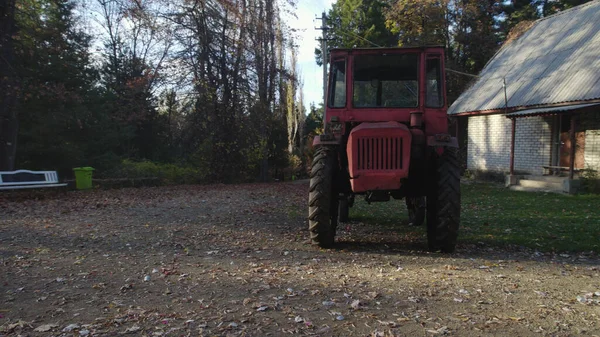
0 0 19 170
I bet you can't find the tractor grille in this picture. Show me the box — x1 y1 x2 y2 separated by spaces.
356 137 403 171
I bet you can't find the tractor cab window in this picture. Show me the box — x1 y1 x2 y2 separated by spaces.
328 60 346 108
426 57 444 108
352 54 418 108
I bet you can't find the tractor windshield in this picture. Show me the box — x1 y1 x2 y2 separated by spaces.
352 54 418 108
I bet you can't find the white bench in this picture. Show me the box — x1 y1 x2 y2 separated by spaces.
0 170 68 190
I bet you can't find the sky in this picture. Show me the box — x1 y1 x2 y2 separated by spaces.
289 0 336 111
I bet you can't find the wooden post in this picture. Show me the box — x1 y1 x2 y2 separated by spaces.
569 114 576 180
319 12 328 106
510 117 516 176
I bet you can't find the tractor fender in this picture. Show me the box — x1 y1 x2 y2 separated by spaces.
427 135 459 148
313 135 342 147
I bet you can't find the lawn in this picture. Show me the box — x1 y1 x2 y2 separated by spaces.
349 182 600 253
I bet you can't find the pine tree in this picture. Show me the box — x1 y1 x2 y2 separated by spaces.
15 0 100 172
315 0 396 66
0 0 19 170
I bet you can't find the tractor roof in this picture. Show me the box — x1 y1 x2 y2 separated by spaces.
330 46 445 55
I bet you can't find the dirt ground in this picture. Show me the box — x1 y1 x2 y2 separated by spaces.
1 181 599 337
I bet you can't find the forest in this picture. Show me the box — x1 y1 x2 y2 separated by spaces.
0 0 592 184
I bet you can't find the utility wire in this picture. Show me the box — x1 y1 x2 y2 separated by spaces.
446 68 479 78
337 29 382 48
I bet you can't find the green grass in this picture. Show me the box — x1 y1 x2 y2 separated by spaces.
349 182 600 253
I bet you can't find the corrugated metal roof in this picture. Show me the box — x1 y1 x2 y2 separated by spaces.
448 0 600 115
505 103 600 118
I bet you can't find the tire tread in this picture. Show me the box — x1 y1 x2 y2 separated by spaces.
308 147 336 247
427 147 461 253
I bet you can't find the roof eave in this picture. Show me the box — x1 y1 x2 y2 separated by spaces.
451 99 600 117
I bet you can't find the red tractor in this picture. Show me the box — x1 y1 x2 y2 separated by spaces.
308 47 460 253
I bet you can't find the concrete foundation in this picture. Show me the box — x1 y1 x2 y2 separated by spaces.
562 179 581 194
505 174 519 187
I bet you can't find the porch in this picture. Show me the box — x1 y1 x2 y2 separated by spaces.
508 174 579 193
504 103 600 194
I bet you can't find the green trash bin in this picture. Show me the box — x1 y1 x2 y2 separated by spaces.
73 167 94 190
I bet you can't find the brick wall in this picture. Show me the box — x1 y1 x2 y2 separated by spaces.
467 114 552 174
585 130 600 171
514 116 552 174
582 111 600 172
467 114 511 172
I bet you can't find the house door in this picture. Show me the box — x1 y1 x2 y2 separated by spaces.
559 114 585 169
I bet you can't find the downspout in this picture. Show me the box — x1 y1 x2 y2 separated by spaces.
510 117 516 176
504 78 515 176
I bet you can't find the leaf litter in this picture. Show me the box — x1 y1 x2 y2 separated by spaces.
0 182 599 336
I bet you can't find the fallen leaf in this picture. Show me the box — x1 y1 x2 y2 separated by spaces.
256 305 269 312
63 323 80 332
124 325 141 334
367 291 379 299
426 326 449 335
34 323 58 332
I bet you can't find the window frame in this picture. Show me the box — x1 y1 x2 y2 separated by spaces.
328 58 347 109
351 53 420 109
425 56 445 108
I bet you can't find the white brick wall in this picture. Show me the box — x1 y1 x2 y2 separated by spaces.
582 112 600 172
467 114 511 172
467 114 552 174
514 116 552 174
585 130 600 171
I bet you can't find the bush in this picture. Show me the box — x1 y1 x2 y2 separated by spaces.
580 169 600 194
108 159 207 185
468 169 506 183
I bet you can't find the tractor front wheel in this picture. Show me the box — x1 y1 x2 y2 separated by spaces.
308 147 338 248
426 147 461 253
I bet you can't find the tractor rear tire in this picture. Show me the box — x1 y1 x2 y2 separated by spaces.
338 197 349 223
308 147 338 248
426 147 461 253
